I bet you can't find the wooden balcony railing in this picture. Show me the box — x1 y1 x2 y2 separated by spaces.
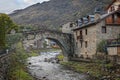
77 35 83 41
107 38 120 46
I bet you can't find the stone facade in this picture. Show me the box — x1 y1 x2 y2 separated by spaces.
107 0 120 13
96 21 120 44
62 22 76 34
74 24 97 58
73 13 120 59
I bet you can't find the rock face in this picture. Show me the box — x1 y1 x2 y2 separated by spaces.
9 0 112 29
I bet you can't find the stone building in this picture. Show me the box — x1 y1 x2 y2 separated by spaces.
107 0 120 13
72 0 120 59
62 22 76 34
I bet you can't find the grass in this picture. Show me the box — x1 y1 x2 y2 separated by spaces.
13 68 33 80
28 50 39 57
60 61 107 79
61 61 120 80
29 51 39 56
8 55 34 80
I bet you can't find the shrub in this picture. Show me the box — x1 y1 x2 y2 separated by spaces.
97 40 107 53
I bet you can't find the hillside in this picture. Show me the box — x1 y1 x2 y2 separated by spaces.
9 0 112 30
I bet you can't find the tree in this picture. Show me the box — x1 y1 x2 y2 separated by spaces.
0 13 18 50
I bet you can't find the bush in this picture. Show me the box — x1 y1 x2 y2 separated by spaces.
7 42 34 80
57 53 64 61
97 40 107 53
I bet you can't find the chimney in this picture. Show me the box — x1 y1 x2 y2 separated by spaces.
87 16 90 22
94 7 102 20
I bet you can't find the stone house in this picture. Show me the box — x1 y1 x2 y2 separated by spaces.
62 22 76 34
72 0 120 59
107 0 120 13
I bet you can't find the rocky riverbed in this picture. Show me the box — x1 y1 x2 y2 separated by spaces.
27 51 89 80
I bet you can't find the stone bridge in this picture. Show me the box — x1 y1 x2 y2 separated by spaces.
22 29 74 59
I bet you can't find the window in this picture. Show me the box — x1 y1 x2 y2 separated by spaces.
80 41 83 48
70 23 73 27
85 29 87 35
102 26 107 33
85 41 88 48
110 6 115 12
76 42 78 46
112 14 115 23
80 30 82 35
76 31 77 36
80 30 83 39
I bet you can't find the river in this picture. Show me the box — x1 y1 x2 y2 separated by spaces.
27 51 89 80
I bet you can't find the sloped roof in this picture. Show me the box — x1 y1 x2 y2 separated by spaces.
73 10 120 31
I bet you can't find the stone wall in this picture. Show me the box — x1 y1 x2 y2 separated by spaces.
96 21 120 45
62 22 76 34
73 20 120 59
74 25 97 58
0 54 11 80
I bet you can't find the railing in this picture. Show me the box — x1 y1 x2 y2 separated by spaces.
107 38 120 46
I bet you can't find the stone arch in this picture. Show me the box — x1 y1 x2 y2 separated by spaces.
46 37 68 57
22 29 75 60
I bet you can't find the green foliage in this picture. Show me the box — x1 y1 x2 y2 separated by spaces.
97 40 107 53
57 53 64 61
105 63 113 69
19 25 40 32
116 78 120 80
14 69 34 80
61 61 103 79
6 33 22 49
0 14 18 33
0 13 18 50
8 42 34 80
0 23 5 49
29 51 39 57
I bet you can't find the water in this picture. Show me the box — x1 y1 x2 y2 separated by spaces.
27 51 88 80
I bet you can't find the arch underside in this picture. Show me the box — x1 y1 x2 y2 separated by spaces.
46 37 70 57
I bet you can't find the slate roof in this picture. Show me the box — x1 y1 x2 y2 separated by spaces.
73 10 120 31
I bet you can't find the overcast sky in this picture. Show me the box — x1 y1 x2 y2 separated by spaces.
0 0 50 14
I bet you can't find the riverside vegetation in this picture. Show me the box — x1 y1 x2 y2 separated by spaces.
7 42 39 80
7 42 61 80
60 61 120 80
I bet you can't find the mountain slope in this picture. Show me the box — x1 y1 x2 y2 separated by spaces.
9 0 112 29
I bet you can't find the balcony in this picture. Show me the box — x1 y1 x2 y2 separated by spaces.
107 38 120 47
77 35 83 41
